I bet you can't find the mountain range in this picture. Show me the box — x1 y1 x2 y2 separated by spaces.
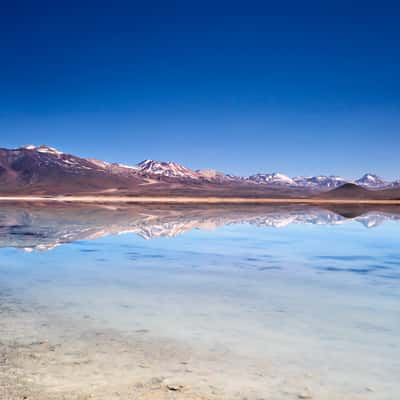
0 145 399 199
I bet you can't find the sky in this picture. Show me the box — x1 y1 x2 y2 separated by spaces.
1 2 400 179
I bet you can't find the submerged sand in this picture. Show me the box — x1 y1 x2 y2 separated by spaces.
0 289 356 400
0 293 218 400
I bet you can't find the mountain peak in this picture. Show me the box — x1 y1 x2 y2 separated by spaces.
356 173 387 188
137 159 199 179
359 173 381 180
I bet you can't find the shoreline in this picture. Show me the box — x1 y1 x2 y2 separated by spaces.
0 195 400 204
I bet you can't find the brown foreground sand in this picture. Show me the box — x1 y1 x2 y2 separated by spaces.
0 195 400 204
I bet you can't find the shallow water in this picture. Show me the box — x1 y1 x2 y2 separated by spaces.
0 204 399 399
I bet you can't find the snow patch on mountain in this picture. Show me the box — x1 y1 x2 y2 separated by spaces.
116 163 140 170
23 145 63 156
248 173 295 185
87 159 110 169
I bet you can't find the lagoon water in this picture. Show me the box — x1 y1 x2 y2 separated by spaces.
0 204 399 399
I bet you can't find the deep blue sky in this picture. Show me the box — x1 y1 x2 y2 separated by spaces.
1 2 399 179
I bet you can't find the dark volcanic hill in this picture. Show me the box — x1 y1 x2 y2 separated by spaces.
317 183 380 199
317 183 400 200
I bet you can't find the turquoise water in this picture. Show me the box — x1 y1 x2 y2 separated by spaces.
0 204 399 399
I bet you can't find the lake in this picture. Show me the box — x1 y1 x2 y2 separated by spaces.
0 203 399 400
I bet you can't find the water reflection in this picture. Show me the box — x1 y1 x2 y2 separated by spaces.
0 203 400 251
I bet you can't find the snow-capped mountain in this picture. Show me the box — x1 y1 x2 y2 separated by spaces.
292 175 349 189
136 160 232 182
355 173 388 188
137 159 200 180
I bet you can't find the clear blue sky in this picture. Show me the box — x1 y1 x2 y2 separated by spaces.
1 2 399 179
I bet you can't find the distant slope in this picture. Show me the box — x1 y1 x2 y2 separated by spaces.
0 146 144 194
378 187 400 200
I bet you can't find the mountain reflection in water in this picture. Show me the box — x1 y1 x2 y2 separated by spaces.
0 203 400 251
